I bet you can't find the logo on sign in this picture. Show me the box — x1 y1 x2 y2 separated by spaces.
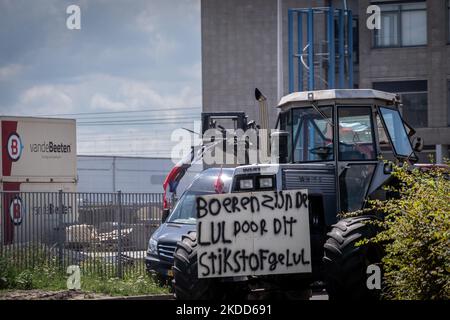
7 132 23 161
9 196 23 226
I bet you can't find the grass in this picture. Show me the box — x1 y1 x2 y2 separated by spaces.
0 245 169 297
80 273 167 296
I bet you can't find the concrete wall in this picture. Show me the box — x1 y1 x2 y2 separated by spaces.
201 0 279 127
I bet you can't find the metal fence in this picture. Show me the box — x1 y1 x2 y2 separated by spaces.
0 191 164 278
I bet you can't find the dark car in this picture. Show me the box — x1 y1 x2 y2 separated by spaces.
145 167 234 283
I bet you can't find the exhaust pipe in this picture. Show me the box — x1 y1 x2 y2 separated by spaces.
255 88 270 160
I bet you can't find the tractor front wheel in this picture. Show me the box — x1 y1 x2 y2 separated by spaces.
323 216 383 300
173 231 247 300
172 231 219 300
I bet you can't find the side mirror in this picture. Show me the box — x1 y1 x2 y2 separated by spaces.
161 208 170 223
412 136 424 152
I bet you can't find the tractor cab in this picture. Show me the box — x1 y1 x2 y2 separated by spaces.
273 89 420 216
233 89 421 223
276 89 418 165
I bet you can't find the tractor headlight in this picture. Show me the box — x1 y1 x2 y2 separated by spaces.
148 237 158 254
258 177 274 188
239 179 254 190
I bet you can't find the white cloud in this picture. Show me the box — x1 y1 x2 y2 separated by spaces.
122 80 201 108
0 64 24 81
120 82 165 108
89 77 201 111
91 93 128 111
18 85 73 115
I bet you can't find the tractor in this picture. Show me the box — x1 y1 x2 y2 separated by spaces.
172 89 423 300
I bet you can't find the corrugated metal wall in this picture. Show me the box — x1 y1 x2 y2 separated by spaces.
77 155 202 194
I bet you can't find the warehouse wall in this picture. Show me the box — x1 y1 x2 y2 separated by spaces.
77 156 201 194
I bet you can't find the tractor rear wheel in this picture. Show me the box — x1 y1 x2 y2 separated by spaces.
323 216 383 300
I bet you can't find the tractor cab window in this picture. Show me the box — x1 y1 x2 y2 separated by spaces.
378 107 414 158
291 106 333 162
338 107 376 161
376 113 396 161
277 110 292 162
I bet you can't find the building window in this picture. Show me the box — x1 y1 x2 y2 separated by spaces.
374 2 427 48
373 80 428 128
353 17 359 65
448 0 450 43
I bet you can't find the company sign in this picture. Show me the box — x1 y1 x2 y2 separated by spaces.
29 141 72 154
7 132 23 161
9 196 23 226
1 118 77 179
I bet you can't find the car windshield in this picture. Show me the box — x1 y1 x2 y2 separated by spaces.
167 191 213 224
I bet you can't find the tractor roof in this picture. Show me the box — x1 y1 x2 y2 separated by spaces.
277 89 400 108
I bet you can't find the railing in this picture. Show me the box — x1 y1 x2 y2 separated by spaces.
0 191 164 278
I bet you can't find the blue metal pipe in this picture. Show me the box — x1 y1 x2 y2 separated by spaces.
338 9 345 89
297 13 303 91
288 9 294 93
348 10 354 88
287 6 354 91
307 8 314 90
327 6 335 89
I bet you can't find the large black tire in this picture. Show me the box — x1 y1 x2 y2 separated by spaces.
323 216 383 300
173 231 224 300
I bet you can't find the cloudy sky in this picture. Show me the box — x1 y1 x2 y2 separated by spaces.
0 0 201 158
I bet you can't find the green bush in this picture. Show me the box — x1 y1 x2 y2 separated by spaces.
15 270 33 290
0 256 15 289
363 162 449 300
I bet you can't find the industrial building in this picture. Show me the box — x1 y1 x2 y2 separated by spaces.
77 155 201 194
201 0 450 163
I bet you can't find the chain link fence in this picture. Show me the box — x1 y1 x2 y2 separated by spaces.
0 191 164 278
